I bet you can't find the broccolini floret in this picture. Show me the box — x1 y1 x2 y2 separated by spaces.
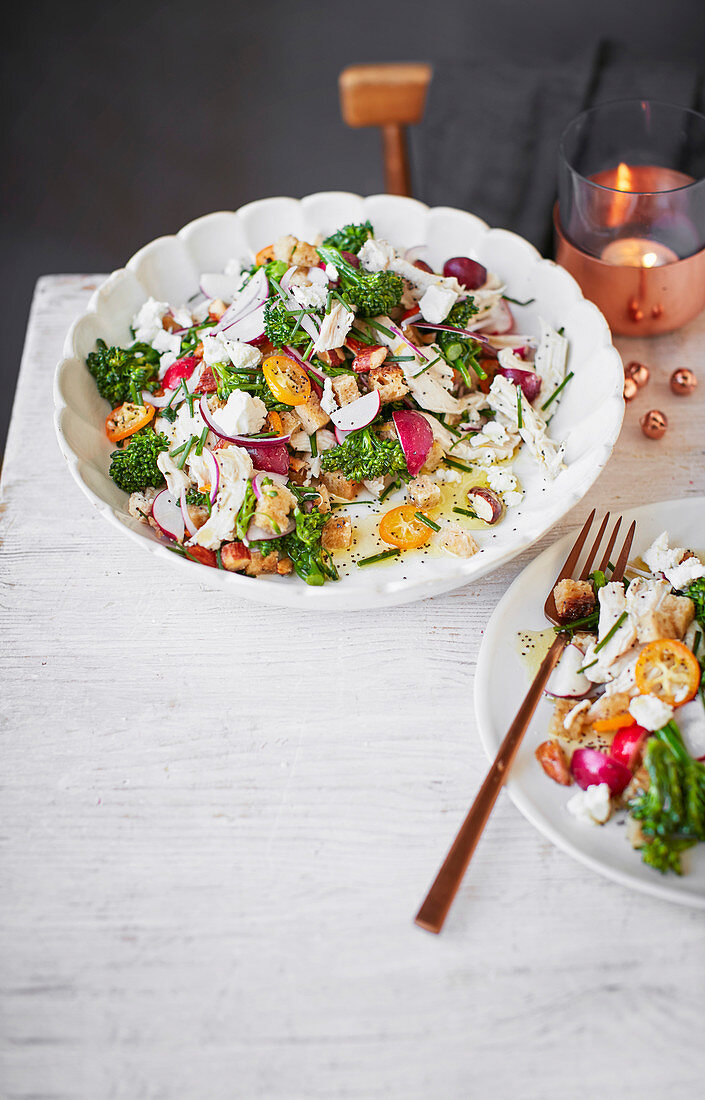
320 426 407 482
322 220 374 255
263 297 312 349
434 298 484 385
86 338 160 406
257 506 338 587
316 245 404 317
109 429 169 493
629 721 705 874
681 577 705 629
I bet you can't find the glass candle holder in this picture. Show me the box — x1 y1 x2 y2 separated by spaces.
555 99 705 335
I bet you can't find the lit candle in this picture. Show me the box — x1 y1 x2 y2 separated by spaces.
600 237 679 267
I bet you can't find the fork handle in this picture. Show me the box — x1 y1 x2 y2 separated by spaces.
415 633 568 934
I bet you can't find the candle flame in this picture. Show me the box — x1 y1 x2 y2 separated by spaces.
606 162 635 227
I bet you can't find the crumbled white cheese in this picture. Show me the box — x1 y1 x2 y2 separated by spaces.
201 332 262 370
567 783 612 826
418 284 458 324
320 377 338 416
191 446 253 549
641 530 705 588
667 556 705 589
291 281 328 311
504 490 523 507
486 466 517 493
170 305 194 329
324 263 339 281
434 467 462 484
629 694 674 731
358 238 396 272
152 328 183 377
215 391 267 437
132 297 169 343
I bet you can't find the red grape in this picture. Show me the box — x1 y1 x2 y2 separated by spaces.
443 256 487 290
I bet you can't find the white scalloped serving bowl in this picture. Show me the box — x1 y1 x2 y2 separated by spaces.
54 193 624 609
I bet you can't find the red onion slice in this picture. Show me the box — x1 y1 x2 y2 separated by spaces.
391 409 434 476
330 390 381 432
179 488 199 537
198 395 290 447
252 469 289 500
386 321 422 357
413 322 493 349
152 489 185 542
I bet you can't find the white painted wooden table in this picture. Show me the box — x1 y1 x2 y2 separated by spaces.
2 276 704 1100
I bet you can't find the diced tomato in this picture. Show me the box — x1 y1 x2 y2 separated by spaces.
194 366 218 394
184 546 218 568
609 723 649 770
163 355 200 391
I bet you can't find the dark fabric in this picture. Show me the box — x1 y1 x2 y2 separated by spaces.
413 42 704 256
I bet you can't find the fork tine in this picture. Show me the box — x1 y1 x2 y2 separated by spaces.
579 512 611 579
611 520 637 581
598 517 622 573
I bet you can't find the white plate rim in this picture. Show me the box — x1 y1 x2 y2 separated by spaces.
474 496 705 909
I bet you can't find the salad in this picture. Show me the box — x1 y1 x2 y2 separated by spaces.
532 531 705 875
85 219 570 585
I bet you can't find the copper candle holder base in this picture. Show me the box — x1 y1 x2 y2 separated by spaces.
554 205 705 336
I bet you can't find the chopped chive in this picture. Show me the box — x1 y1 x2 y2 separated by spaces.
415 354 442 376
438 415 461 437
541 370 574 411
303 339 314 361
267 273 289 304
310 432 318 458
325 290 332 315
557 326 565 336
177 435 198 469
579 657 599 672
195 426 208 455
453 506 478 519
379 479 399 503
444 456 472 473
415 511 440 531
216 548 224 569
349 326 375 345
694 630 702 656
386 355 417 363
502 295 535 306
180 377 195 415
366 319 396 340
357 549 400 567
593 611 628 654
516 387 523 429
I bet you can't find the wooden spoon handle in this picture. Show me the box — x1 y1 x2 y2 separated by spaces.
415 633 568 934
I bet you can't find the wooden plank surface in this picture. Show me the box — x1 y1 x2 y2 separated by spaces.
1 276 704 1100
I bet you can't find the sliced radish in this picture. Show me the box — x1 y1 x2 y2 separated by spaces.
242 442 290 475
245 517 295 543
570 748 632 795
198 395 290 447
330 390 381 432
391 409 434 476
252 469 289 500
496 366 542 403
545 644 591 698
152 489 185 542
334 424 352 444
221 300 268 342
162 355 200 391
213 268 269 331
609 724 649 770
404 244 429 265
142 388 176 409
179 488 199 537
486 300 514 334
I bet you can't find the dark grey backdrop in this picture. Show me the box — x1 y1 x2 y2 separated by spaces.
3 0 705 452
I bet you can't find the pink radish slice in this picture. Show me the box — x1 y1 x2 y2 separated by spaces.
142 388 176 408
334 424 352 444
198 395 290 447
179 489 199 537
152 489 185 542
245 516 295 544
201 448 220 503
330 390 381 432
252 470 289 500
391 409 434 476
221 300 268 342
242 442 290 475
570 748 632 795
213 268 269 331
496 367 542 403
401 311 422 326
162 355 199 391
200 272 245 302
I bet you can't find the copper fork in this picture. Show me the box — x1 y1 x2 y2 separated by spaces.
415 510 637 934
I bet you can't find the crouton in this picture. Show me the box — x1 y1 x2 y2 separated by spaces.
321 515 353 551
221 541 252 572
535 740 572 785
331 374 361 406
291 240 320 268
368 363 410 403
553 578 596 623
639 593 694 641
277 557 294 575
320 470 362 501
313 484 331 513
186 502 210 530
279 409 301 436
295 392 331 434
345 337 388 374
437 522 479 558
421 439 445 473
253 481 296 536
245 550 280 576
271 234 298 263
318 348 347 368
207 299 228 322
407 475 441 510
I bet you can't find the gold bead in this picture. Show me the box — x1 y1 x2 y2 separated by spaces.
670 367 697 396
640 409 668 440
625 360 650 388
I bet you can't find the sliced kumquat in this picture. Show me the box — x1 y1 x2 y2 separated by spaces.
378 505 432 550
267 410 284 435
105 402 155 442
593 712 636 733
634 638 701 706
262 355 311 406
